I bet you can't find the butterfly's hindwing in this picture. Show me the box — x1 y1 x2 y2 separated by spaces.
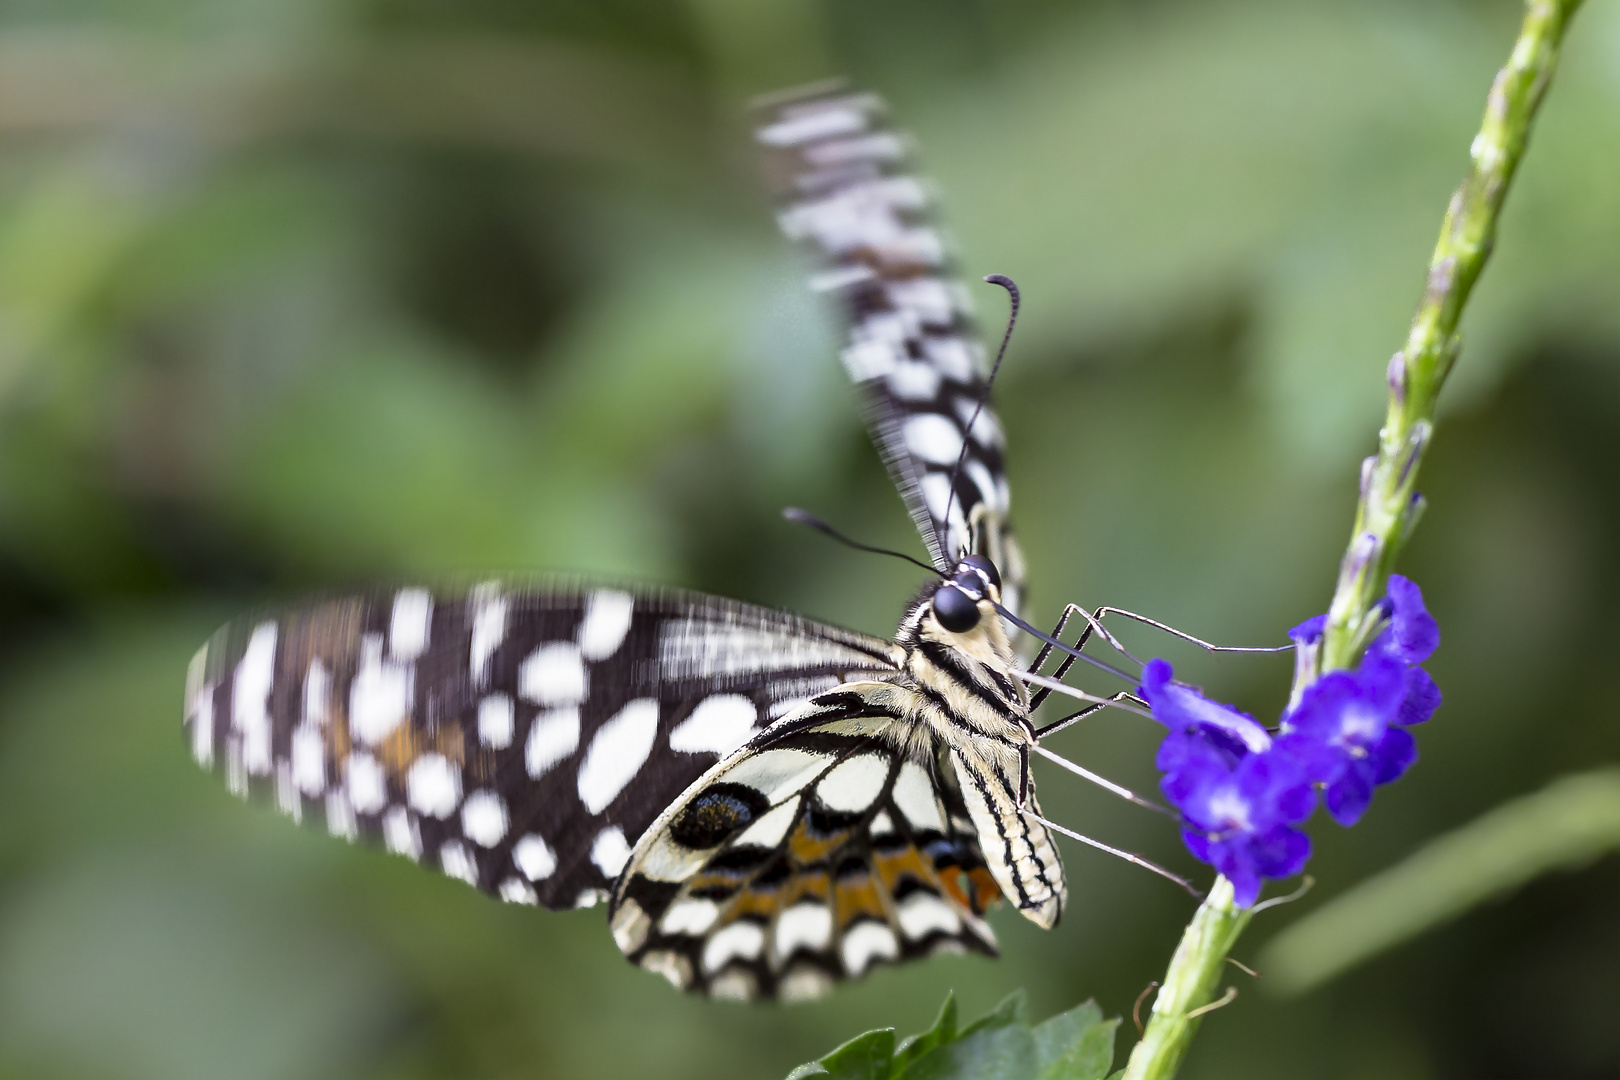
611 694 1002 1001
183 582 900 911
757 87 1027 621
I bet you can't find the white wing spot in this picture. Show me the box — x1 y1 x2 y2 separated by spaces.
498 877 537 905
708 969 757 1002
904 413 964 466
816 753 890 814
382 806 421 861
469 584 507 686
897 891 962 940
722 748 833 805
290 727 326 795
460 790 509 847
893 760 945 831
478 694 514 748
965 459 1004 515
841 921 899 977
703 922 766 973
868 810 895 837
732 796 801 850
302 659 330 727
924 336 977 381
659 899 721 936
774 902 833 956
405 753 461 819
350 635 413 745
232 622 278 776
591 826 632 877
189 684 214 768
779 966 834 1002
612 899 651 952
578 590 635 661
389 588 433 662
324 791 357 840
519 642 587 707
441 840 477 885
757 106 865 147
525 706 580 779
275 761 302 821
640 950 692 989
512 834 557 881
346 752 388 815
889 358 943 401
577 699 659 814
668 694 757 756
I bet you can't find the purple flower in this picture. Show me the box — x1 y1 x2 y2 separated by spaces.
1288 615 1327 645
1398 665 1441 726
1139 658 1270 753
1374 574 1439 664
1139 576 1441 899
1141 660 1316 907
1182 824 1311 909
1166 734 1314 907
1276 648 1420 825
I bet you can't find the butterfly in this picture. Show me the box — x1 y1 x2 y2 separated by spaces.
184 85 1066 1002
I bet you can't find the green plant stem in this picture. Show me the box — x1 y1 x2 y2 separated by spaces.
1320 0 1584 672
1119 3 1583 1078
1119 878 1251 1080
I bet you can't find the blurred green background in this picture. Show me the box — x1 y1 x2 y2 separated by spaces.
0 0 1616 1078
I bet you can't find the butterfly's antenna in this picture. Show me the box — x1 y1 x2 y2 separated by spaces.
991 600 1140 683
941 274 1020 559
783 507 946 578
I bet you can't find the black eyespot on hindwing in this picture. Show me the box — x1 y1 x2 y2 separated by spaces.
669 783 772 850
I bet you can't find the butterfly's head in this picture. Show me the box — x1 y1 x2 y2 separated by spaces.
927 554 1003 635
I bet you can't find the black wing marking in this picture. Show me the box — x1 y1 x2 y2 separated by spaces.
756 85 1027 620
183 581 899 911
610 693 1002 1000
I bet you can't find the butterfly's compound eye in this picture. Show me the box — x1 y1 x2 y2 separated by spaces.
959 554 1001 592
932 584 981 633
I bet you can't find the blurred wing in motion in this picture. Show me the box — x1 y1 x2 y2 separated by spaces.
756 85 1026 621
183 581 899 911
611 699 1001 1001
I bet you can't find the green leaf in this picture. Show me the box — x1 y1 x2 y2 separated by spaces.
891 992 958 1074
903 1021 1034 1080
957 989 1029 1039
815 1028 897 1080
1032 1001 1118 1080
785 990 1117 1080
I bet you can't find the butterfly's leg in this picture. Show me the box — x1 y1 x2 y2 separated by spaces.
1028 604 1132 709
1028 603 1290 710
1022 807 1199 897
1034 690 1149 739
1089 606 1294 656
1028 741 1174 817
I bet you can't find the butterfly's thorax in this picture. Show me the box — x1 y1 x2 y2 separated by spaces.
889 593 1030 745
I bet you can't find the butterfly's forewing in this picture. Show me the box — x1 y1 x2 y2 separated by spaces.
184 581 899 910
611 695 1002 1000
757 87 1026 621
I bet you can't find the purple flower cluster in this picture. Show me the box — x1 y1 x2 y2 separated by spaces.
1139 576 1441 907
